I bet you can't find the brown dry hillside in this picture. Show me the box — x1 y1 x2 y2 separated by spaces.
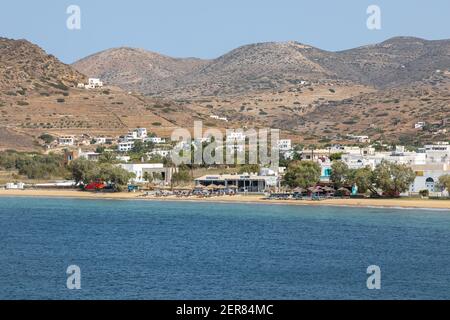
73 47 209 94
301 71 450 145
1 37 449 151
0 38 202 151
73 37 450 97
0 37 86 94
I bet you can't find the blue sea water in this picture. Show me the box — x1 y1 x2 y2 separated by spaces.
0 196 449 300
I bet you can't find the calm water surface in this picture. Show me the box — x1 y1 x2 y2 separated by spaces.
0 197 449 299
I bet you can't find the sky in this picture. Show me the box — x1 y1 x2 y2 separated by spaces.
1 0 449 63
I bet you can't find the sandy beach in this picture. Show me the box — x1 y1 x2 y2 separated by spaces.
0 189 449 210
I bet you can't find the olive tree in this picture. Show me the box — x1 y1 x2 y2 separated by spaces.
283 161 321 189
372 161 415 196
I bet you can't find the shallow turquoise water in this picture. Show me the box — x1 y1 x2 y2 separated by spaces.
0 197 449 299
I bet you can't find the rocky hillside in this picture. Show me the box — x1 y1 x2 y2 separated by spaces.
0 37 86 94
0 38 197 151
329 37 450 88
73 37 450 97
73 47 209 94
1 37 449 151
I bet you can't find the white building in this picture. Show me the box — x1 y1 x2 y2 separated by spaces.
225 144 245 153
226 132 246 143
124 128 148 142
78 150 100 161
86 78 103 89
148 149 171 158
347 135 371 144
424 143 450 163
146 137 166 144
408 163 450 195
277 139 292 151
5 182 25 190
58 136 75 146
118 141 135 152
341 149 427 170
93 137 107 145
118 163 175 184
195 174 274 193
415 122 426 129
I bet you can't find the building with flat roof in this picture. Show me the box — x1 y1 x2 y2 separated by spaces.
195 174 276 193
59 136 75 146
118 141 134 152
118 163 175 184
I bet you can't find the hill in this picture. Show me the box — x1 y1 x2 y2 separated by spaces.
73 47 209 94
1 37 449 151
73 37 450 97
0 38 198 151
0 37 86 94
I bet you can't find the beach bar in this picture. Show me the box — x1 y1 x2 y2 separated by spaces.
195 174 270 193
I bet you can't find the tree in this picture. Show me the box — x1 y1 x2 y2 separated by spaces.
88 163 135 191
330 161 349 189
171 167 191 186
68 159 96 184
347 167 373 193
142 172 153 188
372 161 415 196
68 160 134 191
438 175 450 192
132 140 155 154
95 146 106 154
329 153 343 161
13 153 67 179
131 140 145 154
39 133 55 144
283 161 321 189
98 152 117 164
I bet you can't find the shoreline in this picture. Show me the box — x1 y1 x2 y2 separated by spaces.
0 189 449 210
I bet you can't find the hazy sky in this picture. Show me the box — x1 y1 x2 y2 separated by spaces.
1 0 449 63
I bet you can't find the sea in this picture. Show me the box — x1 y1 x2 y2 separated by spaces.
0 196 449 300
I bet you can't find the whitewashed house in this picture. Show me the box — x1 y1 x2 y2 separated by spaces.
6 182 25 190
408 163 450 195
226 132 246 143
148 149 171 158
277 139 292 151
58 136 75 146
424 142 450 163
118 141 135 152
125 128 148 142
118 163 175 184
415 122 426 129
86 78 103 89
146 137 166 144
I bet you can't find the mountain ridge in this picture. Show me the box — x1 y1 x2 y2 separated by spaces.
72 36 450 96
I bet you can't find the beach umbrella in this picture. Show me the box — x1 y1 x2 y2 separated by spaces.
293 187 306 193
308 186 323 193
175 187 192 191
337 187 350 194
228 185 238 189
195 184 206 189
